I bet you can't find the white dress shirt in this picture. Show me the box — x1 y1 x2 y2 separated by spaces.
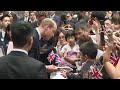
1 29 5 39
24 17 29 22
29 19 37 23
12 48 28 55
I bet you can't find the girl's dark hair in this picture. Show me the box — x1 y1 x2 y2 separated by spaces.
65 30 75 40
54 28 68 43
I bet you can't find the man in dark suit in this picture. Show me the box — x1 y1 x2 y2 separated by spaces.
28 18 59 78
0 21 48 79
19 11 29 22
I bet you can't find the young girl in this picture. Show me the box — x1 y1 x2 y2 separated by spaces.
60 30 80 67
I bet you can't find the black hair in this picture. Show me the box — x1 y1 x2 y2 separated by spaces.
77 11 86 20
36 11 48 25
65 30 75 40
59 14 67 27
4 24 11 42
0 14 10 21
54 28 68 43
10 21 33 48
9 12 18 23
80 41 97 59
6 24 10 32
91 11 106 21
75 19 88 31
37 11 48 17
91 11 106 25
78 32 93 46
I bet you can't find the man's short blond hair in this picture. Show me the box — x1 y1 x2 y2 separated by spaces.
40 18 56 28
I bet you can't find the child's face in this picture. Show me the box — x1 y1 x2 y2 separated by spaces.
67 36 75 45
80 52 88 62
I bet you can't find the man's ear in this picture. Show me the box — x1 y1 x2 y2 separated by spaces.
45 25 50 30
27 37 33 45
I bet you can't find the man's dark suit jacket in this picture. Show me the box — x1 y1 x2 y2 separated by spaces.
28 28 57 65
0 51 48 79
28 29 57 79
29 21 38 30
28 29 40 61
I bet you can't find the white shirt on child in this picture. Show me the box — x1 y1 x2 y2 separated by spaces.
60 43 80 54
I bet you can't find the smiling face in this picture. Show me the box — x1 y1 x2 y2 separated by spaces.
58 32 67 45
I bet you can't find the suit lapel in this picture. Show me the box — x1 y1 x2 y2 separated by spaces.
33 28 39 41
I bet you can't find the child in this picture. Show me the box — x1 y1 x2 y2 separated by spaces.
61 41 98 79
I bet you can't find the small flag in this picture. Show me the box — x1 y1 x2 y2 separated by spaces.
91 66 103 79
47 50 55 64
55 54 61 64
109 53 119 66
